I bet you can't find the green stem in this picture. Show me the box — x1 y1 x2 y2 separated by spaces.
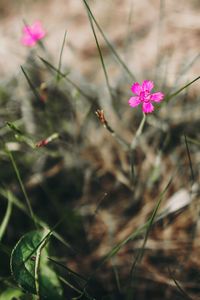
166 75 200 102
0 191 12 241
82 0 136 81
6 148 37 228
130 114 146 183
131 113 146 150
86 9 113 100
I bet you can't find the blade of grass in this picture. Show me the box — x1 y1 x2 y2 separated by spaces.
39 56 91 100
59 276 83 296
14 215 70 274
0 242 11 256
165 75 200 102
123 0 134 57
59 276 94 300
82 0 136 81
49 258 90 298
34 229 49 297
48 257 87 282
85 7 113 100
84 174 174 290
83 222 147 292
172 52 200 92
21 66 41 102
186 136 200 147
168 268 193 300
6 122 35 148
5 148 37 228
111 257 121 294
130 174 174 280
57 30 67 82
154 0 165 83
0 191 12 241
0 188 77 254
184 135 195 184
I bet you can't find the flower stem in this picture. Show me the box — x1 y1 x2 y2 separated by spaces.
130 113 146 184
130 113 146 150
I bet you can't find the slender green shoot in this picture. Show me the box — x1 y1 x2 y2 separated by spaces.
154 0 165 83
14 215 70 274
0 242 11 256
186 136 200 147
0 188 76 254
123 0 134 57
85 8 113 101
0 191 12 241
6 148 37 228
130 174 174 281
175 53 200 88
82 0 136 81
39 56 91 100
130 113 146 150
130 113 146 183
34 230 49 297
84 174 173 290
57 30 67 82
184 135 195 184
165 75 200 102
59 276 82 296
168 268 193 300
21 66 41 102
48 257 87 283
6 122 35 149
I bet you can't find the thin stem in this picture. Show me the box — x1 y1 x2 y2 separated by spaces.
57 30 67 82
0 191 12 241
86 8 113 101
6 148 37 228
154 0 165 83
184 135 195 184
130 113 146 183
21 66 41 102
166 75 200 102
130 113 146 150
96 109 129 150
82 0 136 81
39 56 92 100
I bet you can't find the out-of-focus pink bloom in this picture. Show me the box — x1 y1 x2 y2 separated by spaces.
21 21 46 47
128 80 164 114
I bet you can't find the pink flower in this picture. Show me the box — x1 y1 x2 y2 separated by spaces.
128 80 164 114
21 21 46 47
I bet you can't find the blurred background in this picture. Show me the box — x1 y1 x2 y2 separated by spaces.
0 1 200 299
0 0 199 83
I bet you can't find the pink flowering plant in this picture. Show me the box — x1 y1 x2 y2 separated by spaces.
2 2 199 299
128 80 164 113
21 21 46 47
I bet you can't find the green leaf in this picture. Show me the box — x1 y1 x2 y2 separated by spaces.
0 288 23 300
10 230 63 299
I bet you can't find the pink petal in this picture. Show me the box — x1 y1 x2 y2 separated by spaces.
21 21 45 47
142 102 154 114
21 36 37 46
128 96 141 107
131 82 142 95
150 92 164 102
142 80 154 92
32 21 46 39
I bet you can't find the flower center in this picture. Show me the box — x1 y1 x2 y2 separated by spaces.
140 90 150 102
